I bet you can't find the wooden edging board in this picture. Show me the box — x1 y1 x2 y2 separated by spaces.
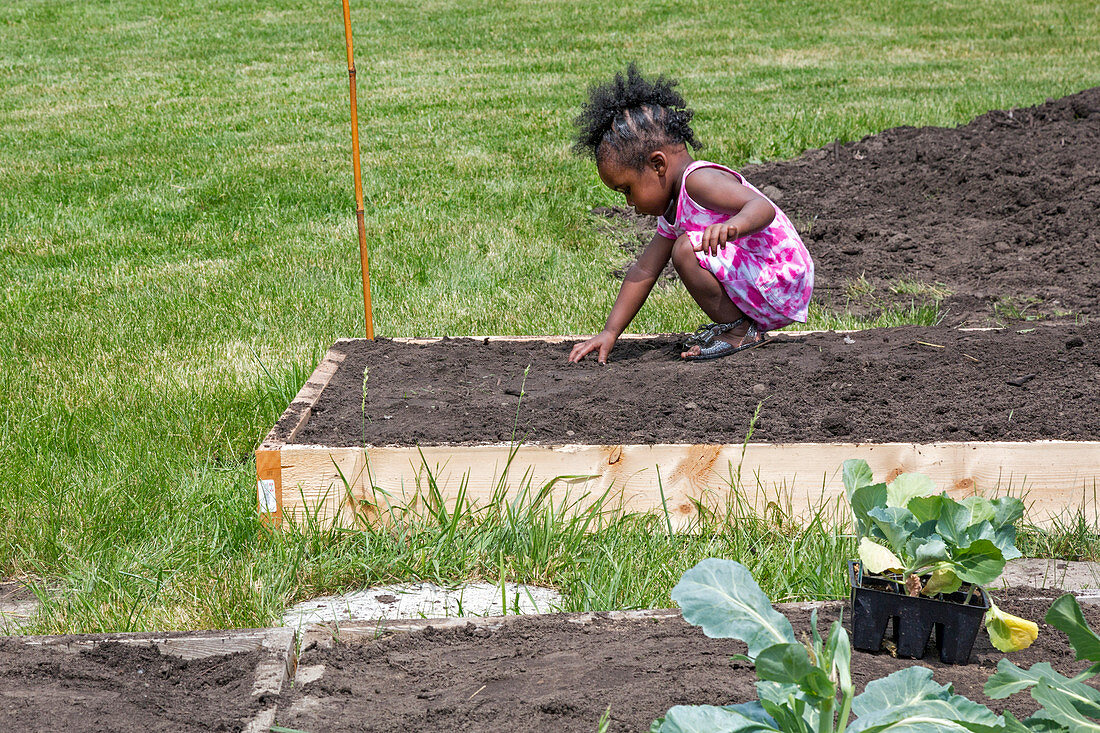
257 336 1099 531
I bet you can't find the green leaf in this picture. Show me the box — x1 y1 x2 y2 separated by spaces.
659 704 781 733
936 498 980 550
1018 710 1076 732
985 660 1066 699
859 537 905 574
825 616 853 695
757 685 817 732
755 680 802 706
949 539 1005 586
991 496 1025 530
868 506 921 555
959 496 996 526
963 520 996 548
809 608 823 652
851 666 950 718
907 495 945 525
887 472 936 508
849 666 1002 733
850 482 889 539
1045 593 1100 661
984 656 1100 723
903 524 939 562
993 525 1023 562
1030 680 1100 730
843 459 875 497
724 702 782 728
755 643 834 700
913 537 949 568
984 601 1038 653
671 559 796 658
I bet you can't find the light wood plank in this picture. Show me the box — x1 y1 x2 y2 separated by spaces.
273 440 1100 530
259 341 350 450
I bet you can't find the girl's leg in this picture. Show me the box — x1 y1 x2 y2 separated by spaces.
671 235 752 353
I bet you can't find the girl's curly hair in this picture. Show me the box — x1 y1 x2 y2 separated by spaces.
572 63 702 169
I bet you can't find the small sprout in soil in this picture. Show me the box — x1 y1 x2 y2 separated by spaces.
596 705 613 733
844 274 876 301
889 278 952 300
994 295 1045 322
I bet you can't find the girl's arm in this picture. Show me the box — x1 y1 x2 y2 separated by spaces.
685 168 776 256
568 233 675 364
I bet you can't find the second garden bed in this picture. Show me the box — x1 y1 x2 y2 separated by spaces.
257 323 1098 528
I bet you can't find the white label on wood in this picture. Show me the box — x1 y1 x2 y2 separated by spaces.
258 479 277 513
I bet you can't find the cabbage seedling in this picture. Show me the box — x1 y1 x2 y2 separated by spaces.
843 458 1036 652
653 558 1008 732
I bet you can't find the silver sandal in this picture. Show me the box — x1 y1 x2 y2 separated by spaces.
682 319 769 361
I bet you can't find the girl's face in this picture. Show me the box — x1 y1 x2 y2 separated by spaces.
597 154 672 218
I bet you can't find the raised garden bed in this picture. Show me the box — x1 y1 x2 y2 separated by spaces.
257 324 1098 529
274 587 1094 733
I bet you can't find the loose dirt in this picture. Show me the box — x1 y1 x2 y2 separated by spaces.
275 587 1095 733
600 86 1100 324
0 639 266 732
288 323 1097 447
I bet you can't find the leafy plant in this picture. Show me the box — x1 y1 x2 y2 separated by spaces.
652 558 1007 732
985 593 1100 731
843 459 1037 652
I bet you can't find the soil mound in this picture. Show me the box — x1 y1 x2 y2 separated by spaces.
276 587 1092 733
600 86 1100 324
0 639 266 731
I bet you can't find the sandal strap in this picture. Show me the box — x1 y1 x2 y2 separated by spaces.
739 321 770 347
686 318 745 346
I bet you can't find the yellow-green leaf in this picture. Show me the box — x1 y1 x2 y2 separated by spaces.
922 564 962 596
985 602 1039 652
858 537 905 574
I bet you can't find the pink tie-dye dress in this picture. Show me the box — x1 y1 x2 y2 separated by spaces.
656 161 814 331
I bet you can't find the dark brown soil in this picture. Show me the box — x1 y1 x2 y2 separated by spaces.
0 639 266 732
600 86 1100 325
0 579 36 605
275 587 1096 733
288 323 1098 446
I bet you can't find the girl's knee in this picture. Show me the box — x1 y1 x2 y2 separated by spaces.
671 234 696 269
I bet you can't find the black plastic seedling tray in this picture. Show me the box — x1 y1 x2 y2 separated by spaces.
848 560 989 664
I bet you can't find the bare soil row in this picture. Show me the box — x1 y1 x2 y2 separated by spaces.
288 323 1097 447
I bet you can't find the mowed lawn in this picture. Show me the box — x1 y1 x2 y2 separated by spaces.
2 0 1098 633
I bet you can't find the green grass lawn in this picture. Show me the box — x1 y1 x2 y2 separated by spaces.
2 0 1099 633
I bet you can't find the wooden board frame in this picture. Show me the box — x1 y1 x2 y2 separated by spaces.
258 337 1100 530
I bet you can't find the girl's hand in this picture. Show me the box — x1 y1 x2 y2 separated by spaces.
695 220 739 256
695 222 740 257
568 330 617 364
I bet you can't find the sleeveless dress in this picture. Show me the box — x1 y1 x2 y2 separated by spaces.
655 161 814 331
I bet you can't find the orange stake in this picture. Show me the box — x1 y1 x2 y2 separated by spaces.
341 0 374 339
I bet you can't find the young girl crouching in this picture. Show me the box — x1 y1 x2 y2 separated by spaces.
568 64 814 364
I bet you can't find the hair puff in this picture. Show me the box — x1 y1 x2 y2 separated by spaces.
572 62 702 169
